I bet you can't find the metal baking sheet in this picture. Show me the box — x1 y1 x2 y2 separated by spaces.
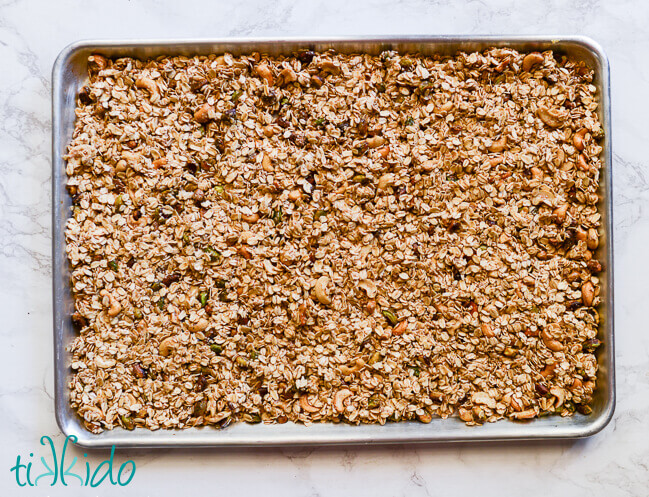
52 36 614 447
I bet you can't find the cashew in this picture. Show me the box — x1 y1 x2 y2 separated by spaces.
471 392 496 409
458 408 473 422
541 329 564 352
536 106 566 128
532 186 556 206
319 60 340 74
377 173 395 191
582 280 595 307
436 101 453 114
550 387 565 408
299 395 321 413
100 290 121 317
241 213 260 224
554 148 566 167
152 158 167 168
158 336 176 357
417 412 432 423
530 167 543 181
488 135 507 153
392 320 408 336
333 389 353 413
88 54 108 72
420 160 438 172
115 160 128 173
510 397 522 412
277 67 297 86
553 204 569 223
262 125 275 137
377 146 390 159
135 77 159 102
511 409 536 420
573 128 588 151
587 228 599 250
94 356 116 369
366 136 385 148
194 103 214 124
481 323 495 338
489 156 504 167
522 52 544 72
358 279 377 298
540 362 558 378
288 190 301 202
577 153 590 171
314 276 332 305
255 63 274 86
262 153 273 172
187 318 209 332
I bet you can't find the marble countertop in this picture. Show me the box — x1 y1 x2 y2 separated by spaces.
1 0 647 495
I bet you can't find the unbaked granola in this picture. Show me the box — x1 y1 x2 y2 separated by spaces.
64 48 604 432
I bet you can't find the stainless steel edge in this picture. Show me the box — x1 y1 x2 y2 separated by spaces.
52 36 614 447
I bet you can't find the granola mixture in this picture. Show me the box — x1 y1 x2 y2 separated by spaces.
65 48 604 433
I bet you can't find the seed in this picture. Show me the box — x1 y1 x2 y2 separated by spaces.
367 394 380 409
114 195 123 208
237 246 252 259
162 273 181 286
313 210 327 221
235 356 249 368
382 309 398 327
352 173 367 183
108 260 118 271
577 404 593 415
582 338 602 353
503 347 517 357
133 308 143 320
199 291 209 307
210 343 223 355
120 415 135 431
535 383 549 396
151 281 162 291
272 206 283 224
193 399 207 417
196 374 208 391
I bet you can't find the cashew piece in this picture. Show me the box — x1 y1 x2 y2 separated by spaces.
261 153 273 172
550 387 566 408
392 320 408 336
288 190 302 202
299 395 321 413
158 337 176 357
511 409 536 420
255 63 274 85
536 106 566 128
481 323 495 338
573 128 588 151
187 318 209 332
100 290 121 317
522 52 544 72
241 213 260 224
358 279 377 298
553 204 569 223
314 276 332 305
366 136 385 148
277 67 297 86
582 281 595 307
488 135 507 153
577 153 590 171
333 389 353 413
541 329 564 352
135 77 159 102
586 228 599 250
94 356 116 369
471 392 496 409
377 173 395 191
194 103 214 124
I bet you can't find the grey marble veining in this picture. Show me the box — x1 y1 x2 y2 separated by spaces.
1 0 649 495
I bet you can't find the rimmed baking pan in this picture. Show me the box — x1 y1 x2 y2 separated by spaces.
52 36 614 447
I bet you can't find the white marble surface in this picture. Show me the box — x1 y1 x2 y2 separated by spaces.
1 0 648 495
